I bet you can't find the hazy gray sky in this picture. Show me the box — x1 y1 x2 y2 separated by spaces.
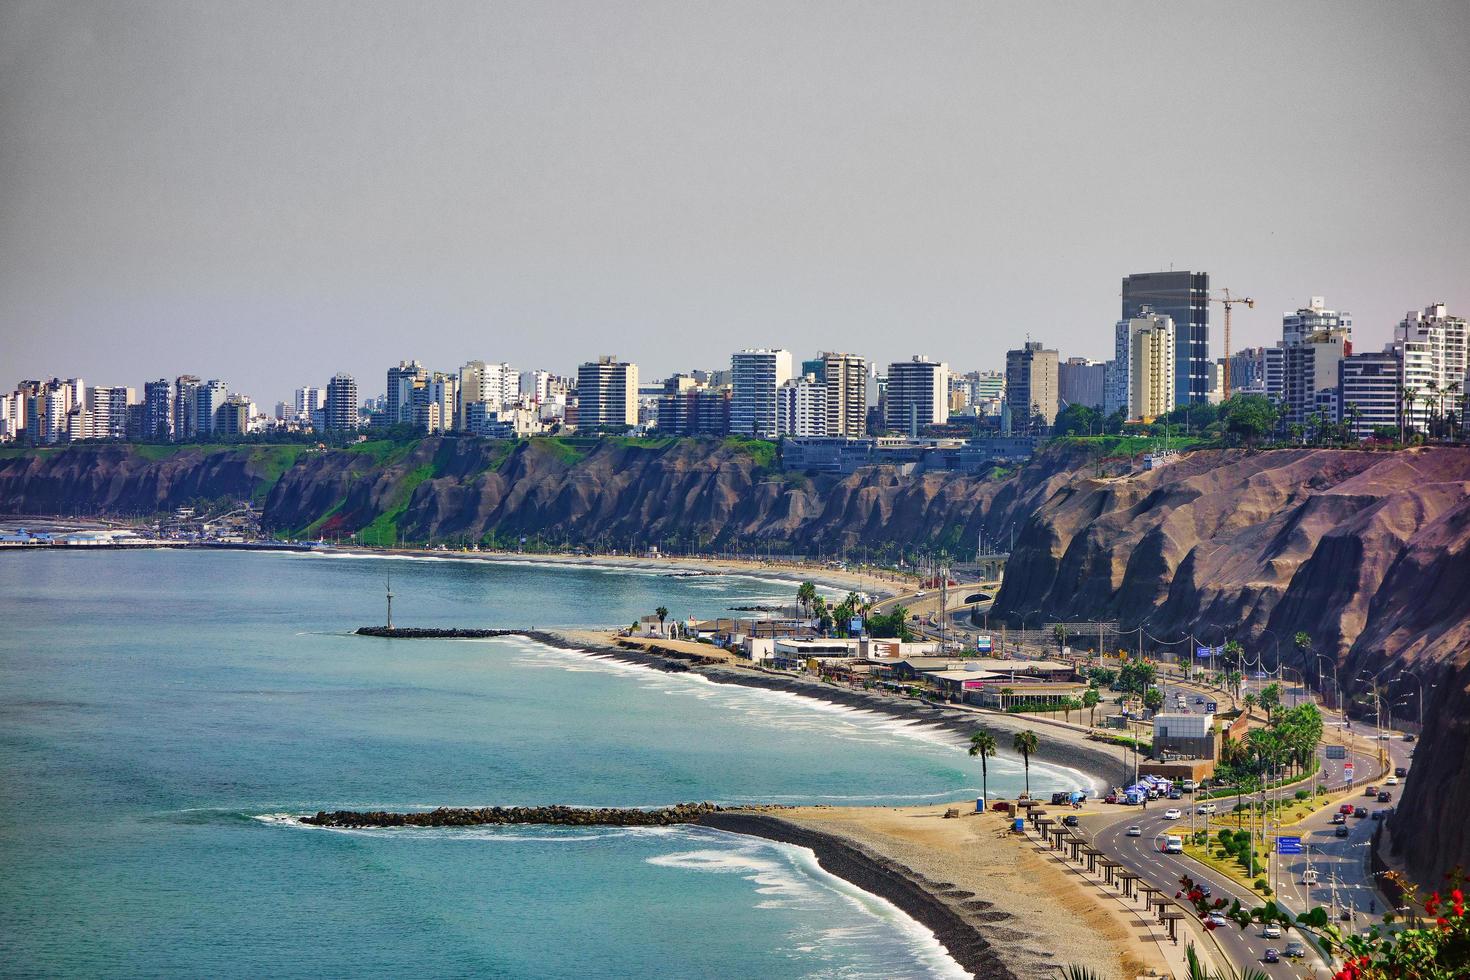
2 1 1467 404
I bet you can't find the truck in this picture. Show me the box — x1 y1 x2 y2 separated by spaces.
1163 835 1184 854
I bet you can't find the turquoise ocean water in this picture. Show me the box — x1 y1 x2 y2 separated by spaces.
0 550 1085 978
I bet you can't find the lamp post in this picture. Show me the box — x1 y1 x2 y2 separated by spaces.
1315 654 1341 712
1393 669 1432 732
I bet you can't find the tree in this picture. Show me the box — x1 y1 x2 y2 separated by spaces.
1243 692 1258 717
654 606 668 636
1227 670 1244 701
1259 682 1282 720
1219 394 1278 446
1053 624 1068 652
1052 403 1101 438
969 729 998 804
796 581 817 618
1143 686 1165 715
1083 687 1101 727
1013 729 1040 797
1060 696 1082 724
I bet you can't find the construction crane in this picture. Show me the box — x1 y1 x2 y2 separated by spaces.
1211 289 1255 398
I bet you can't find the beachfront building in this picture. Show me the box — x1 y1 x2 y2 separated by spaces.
969 678 1092 710
576 356 639 430
730 349 793 438
885 356 949 436
821 352 868 436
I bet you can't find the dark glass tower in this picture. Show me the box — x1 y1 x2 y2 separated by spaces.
1121 271 1210 406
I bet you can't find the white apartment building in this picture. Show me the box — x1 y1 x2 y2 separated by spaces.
820 352 867 436
196 380 230 435
1268 298 1352 425
85 386 135 440
731 349 793 438
1338 349 1400 438
1111 308 1176 418
1127 314 1176 421
1396 302 1467 427
777 375 827 437
885 356 949 435
519 370 554 404
576 356 639 430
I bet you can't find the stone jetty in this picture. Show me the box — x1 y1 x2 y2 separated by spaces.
302 802 725 828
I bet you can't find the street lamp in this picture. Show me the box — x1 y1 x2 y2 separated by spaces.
1315 654 1341 712
1392 670 1433 732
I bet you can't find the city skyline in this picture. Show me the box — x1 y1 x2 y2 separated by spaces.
3 3 1467 404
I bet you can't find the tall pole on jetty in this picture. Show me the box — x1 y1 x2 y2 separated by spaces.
385 571 394 630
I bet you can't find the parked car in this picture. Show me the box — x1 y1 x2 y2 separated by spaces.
1284 941 1307 958
1104 793 1119 804
1127 825 1142 837
1264 948 1280 963
1051 792 1071 805
1168 788 1183 799
1336 825 1351 838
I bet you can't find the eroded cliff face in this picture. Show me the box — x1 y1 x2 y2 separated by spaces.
990 447 1470 886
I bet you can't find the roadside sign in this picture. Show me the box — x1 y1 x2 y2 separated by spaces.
976 635 993 653
1276 836 1303 855
1325 744 1347 760
1205 701 1218 713
1344 762 1355 783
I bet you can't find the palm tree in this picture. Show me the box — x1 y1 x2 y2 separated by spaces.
1243 692 1257 718
1083 687 1101 727
655 606 668 636
969 729 997 803
796 581 817 619
1013 729 1039 797
1426 380 1442 439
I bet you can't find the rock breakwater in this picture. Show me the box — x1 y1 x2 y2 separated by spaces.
302 802 725 828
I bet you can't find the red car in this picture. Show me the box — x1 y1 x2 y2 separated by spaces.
1339 803 1355 815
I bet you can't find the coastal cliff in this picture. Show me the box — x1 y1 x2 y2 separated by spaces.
5 437 1470 884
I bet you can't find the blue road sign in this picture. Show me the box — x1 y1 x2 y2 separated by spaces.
1276 836 1303 855
1325 744 1347 760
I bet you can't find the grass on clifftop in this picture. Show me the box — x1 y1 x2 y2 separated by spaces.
1053 434 1209 458
722 435 777 470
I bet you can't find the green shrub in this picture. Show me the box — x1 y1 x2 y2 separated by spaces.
1254 878 1268 891
1295 789 1310 801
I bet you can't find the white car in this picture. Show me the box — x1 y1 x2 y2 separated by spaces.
1163 808 1182 820
1385 775 1398 785
1263 923 1282 938
1196 803 1218 815
1207 912 1229 926
1127 825 1142 837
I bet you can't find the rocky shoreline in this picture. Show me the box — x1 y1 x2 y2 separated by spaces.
303 802 724 828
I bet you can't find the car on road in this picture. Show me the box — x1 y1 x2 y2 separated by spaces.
1332 813 1347 824
1264 948 1280 963
1163 808 1182 820
1365 786 1378 797
1163 835 1184 854
1336 825 1351 838
1127 825 1142 836
1206 912 1229 927
1372 809 1390 821
1168 788 1183 799
1378 791 1392 803
1353 806 1368 818
1195 696 1205 704
1385 775 1398 785
1197 802 1218 815
1284 941 1306 959
1339 803 1356 815
1196 882 1212 898
1404 733 1415 742
1063 814 1079 827
1379 733 1392 740
1303 868 1319 885
1263 923 1282 938
1394 766 1408 778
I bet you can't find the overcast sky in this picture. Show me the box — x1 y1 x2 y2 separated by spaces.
2 1 1467 405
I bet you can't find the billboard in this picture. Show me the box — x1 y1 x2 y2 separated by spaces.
1276 836 1303 855
1325 744 1347 760
975 635 993 653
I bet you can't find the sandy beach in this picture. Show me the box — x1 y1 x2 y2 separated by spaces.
318 544 905 599
708 802 1171 980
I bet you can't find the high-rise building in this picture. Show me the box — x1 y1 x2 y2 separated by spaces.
1339 349 1400 439
885 356 949 436
294 386 325 418
1126 315 1176 421
85 386 134 440
1269 297 1352 425
0 389 25 441
1121 271 1210 406
820 352 867 436
801 358 827 383
386 361 428 426
1058 357 1107 410
777 375 827 437
1395 302 1467 423
1004 343 1059 430
143 380 173 440
730 349 793 438
173 375 200 441
519 370 554 404
1225 347 1267 393
576 356 639 430
215 395 251 436
196 380 229 436
325 374 358 430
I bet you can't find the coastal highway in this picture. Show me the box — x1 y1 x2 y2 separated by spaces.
1088 808 1328 978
